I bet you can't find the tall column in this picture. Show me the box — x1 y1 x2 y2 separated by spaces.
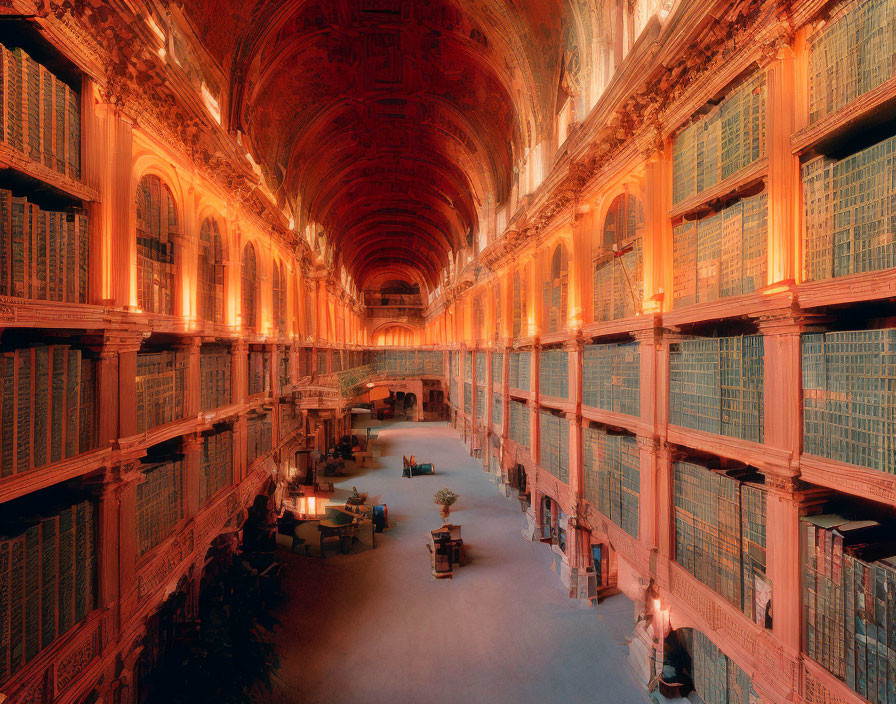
231 339 247 405
86 97 134 307
765 45 800 285
117 337 142 440
179 338 202 418
182 433 202 520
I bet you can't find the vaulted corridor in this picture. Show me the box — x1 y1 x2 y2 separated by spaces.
270 423 648 704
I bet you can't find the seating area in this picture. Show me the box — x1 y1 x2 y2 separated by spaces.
402 455 435 477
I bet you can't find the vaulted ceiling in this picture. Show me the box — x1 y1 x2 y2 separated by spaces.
180 0 569 291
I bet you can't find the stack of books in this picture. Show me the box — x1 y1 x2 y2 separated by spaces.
802 513 896 703
199 346 231 413
673 461 769 623
672 71 766 204
539 410 569 483
136 455 184 557
0 190 89 303
670 335 764 442
539 348 569 399
508 350 531 391
0 43 81 178
802 328 896 472
199 428 232 507
802 134 896 282
807 0 896 123
583 427 640 538
509 400 529 448
135 350 187 433
672 192 768 307
246 414 272 464
0 494 95 681
0 344 94 478
582 341 640 416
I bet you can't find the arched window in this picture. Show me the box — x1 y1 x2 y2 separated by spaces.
544 243 568 333
472 297 484 340
512 271 526 338
493 281 501 342
594 192 644 321
136 174 177 314
241 242 257 331
272 260 286 336
198 218 224 324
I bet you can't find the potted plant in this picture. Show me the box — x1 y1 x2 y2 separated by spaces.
434 488 459 521
346 486 368 506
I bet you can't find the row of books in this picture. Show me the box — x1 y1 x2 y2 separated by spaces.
802 514 896 703
1 345 94 478
583 427 640 538
0 498 95 682
199 429 232 507
297 348 313 378
539 410 569 484
248 349 270 397
669 335 765 443
802 133 896 282
807 0 895 123
682 629 760 704
476 388 486 423
802 328 896 473
509 400 529 448
508 350 531 391
463 382 472 411
475 351 487 382
582 341 640 417
464 350 473 382
199 346 231 413
0 43 81 179
492 392 503 428
491 352 503 385
672 71 767 205
136 456 184 557
316 348 328 376
542 275 568 334
593 238 643 322
539 348 569 399
673 462 769 624
135 350 187 434
371 350 443 376
0 190 88 303
512 272 527 338
246 414 272 465
672 192 768 308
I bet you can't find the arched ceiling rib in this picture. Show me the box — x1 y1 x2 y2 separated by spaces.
179 0 568 291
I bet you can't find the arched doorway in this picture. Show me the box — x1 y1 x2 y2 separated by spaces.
403 392 417 418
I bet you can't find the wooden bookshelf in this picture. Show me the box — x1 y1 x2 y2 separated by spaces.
668 158 769 221
800 454 896 507
0 141 96 203
793 75 896 155
0 446 112 504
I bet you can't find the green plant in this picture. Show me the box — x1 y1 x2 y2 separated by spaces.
433 488 458 507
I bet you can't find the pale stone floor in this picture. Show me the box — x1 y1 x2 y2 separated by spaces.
269 421 651 704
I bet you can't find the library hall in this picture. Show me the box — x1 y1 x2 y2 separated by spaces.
0 0 895 703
